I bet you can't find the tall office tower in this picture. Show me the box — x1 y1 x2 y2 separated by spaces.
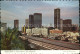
14 19 19 29
29 15 34 28
54 8 60 30
25 19 29 27
34 13 42 28
63 19 72 31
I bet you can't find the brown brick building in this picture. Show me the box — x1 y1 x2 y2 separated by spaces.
14 19 19 29
63 19 72 32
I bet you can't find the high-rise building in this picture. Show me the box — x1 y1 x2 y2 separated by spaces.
34 13 42 28
14 19 19 29
25 19 29 27
60 19 63 30
1 22 7 32
29 15 34 29
54 8 60 30
63 19 72 31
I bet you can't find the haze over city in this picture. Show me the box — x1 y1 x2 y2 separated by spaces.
1 1 79 30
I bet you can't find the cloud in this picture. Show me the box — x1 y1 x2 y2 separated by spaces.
1 10 18 21
1 1 79 30
61 7 79 19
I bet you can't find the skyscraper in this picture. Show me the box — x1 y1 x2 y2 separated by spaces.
29 14 34 29
34 13 42 28
14 19 19 29
54 8 60 30
25 19 29 27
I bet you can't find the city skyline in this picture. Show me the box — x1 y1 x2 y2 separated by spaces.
1 0 80 51
1 1 79 30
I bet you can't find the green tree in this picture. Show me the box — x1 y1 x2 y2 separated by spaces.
1 27 25 50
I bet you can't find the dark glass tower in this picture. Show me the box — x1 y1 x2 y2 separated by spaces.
54 8 60 29
29 15 34 28
34 13 42 28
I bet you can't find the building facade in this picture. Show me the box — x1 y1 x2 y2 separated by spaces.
34 13 42 28
60 19 63 30
54 8 60 30
29 15 34 29
26 28 48 37
49 29 63 34
63 19 72 31
22 25 26 33
32 28 48 37
25 19 29 27
26 29 31 35
1 22 7 32
71 24 79 32
14 19 19 29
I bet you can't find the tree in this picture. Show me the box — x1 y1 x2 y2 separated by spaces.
1 27 25 50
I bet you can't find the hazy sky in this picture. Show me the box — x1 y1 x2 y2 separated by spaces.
1 0 79 30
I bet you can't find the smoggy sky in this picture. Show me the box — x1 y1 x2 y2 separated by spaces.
1 0 79 30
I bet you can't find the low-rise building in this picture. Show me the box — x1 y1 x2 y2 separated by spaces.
26 28 48 37
22 25 26 33
32 28 48 37
62 31 80 43
63 32 79 40
49 29 63 34
26 29 31 35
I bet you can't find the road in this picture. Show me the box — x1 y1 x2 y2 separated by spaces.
19 36 80 50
